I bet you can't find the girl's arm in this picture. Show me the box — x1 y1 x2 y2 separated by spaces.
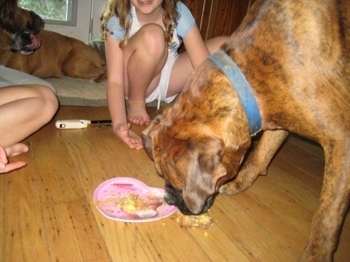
105 34 127 128
182 24 210 68
105 34 143 149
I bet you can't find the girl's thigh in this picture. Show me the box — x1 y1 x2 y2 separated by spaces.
167 53 194 97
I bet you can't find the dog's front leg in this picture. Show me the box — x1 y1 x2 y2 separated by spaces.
220 129 289 195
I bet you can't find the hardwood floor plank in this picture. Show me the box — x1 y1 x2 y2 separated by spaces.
217 192 308 255
41 202 85 261
259 164 320 212
278 136 325 182
270 149 323 197
183 215 251 261
287 135 324 160
31 127 86 204
1 106 349 261
92 219 159 261
29 112 111 262
212 195 298 261
3 143 51 262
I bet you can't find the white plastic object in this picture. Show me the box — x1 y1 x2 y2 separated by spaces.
55 119 91 129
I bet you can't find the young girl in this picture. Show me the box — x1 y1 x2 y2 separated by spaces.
100 0 226 149
0 66 58 173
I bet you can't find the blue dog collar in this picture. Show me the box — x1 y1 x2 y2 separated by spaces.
207 50 261 135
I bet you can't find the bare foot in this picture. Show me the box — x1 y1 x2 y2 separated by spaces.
127 101 150 125
0 143 28 173
5 143 29 157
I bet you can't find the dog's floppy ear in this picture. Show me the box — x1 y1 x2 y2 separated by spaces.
26 10 45 34
180 136 227 214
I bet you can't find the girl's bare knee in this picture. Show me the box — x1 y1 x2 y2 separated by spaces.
139 24 166 55
35 85 59 121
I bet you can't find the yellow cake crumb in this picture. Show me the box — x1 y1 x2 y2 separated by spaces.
176 212 214 229
117 194 148 213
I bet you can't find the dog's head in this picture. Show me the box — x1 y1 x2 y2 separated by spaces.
0 4 44 54
142 60 252 215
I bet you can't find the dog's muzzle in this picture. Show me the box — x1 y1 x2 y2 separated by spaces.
10 31 42 55
164 183 215 215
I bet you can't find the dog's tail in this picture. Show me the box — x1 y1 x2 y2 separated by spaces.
94 71 107 83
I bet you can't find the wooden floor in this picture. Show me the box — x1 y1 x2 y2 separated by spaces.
1 106 349 262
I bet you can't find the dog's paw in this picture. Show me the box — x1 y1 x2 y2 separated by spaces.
219 176 255 195
219 183 243 195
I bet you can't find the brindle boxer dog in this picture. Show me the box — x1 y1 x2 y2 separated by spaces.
0 6 106 82
142 0 350 260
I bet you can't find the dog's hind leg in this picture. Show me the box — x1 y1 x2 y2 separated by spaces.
220 129 289 195
301 139 350 261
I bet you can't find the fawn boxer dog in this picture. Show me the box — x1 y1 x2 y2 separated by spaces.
142 0 350 260
0 6 106 82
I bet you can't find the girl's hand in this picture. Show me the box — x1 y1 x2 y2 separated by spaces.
0 143 28 174
114 123 143 150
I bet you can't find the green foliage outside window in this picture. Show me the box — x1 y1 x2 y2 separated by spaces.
19 0 68 21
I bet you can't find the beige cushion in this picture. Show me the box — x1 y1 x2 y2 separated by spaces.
46 77 107 106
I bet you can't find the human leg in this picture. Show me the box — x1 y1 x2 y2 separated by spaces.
0 84 58 148
167 36 227 96
124 24 168 125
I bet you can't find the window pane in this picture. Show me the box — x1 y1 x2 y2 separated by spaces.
19 0 77 25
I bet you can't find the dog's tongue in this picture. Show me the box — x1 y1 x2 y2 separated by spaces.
26 34 41 50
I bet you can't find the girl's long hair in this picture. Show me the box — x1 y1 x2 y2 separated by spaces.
100 0 180 48
0 0 20 33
